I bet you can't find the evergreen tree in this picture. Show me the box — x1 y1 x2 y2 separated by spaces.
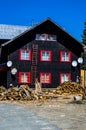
82 22 86 45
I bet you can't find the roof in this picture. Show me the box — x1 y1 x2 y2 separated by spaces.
1 18 83 57
0 24 30 39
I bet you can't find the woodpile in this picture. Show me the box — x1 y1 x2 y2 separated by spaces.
0 85 44 101
0 85 53 101
34 78 42 94
0 81 84 101
55 81 84 95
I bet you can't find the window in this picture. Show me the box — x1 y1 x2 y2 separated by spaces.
60 73 71 84
36 34 57 41
51 35 57 41
60 51 72 62
19 49 31 60
40 50 52 61
36 34 40 40
47 35 51 40
40 72 52 84
18 72 31 83
36 34 46 40
41 34 46 40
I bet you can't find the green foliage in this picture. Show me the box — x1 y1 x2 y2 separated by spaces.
82 22 86 45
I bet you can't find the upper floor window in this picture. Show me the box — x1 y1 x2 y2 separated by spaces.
60 51 72 62
40 72 52 84
19 49 31 61
47 35 51 40
51 35 57 41
60 73 71 84
41 34 46 40
40 50 52 62
36 34 57 41
36 34 40 40
18 72 31 83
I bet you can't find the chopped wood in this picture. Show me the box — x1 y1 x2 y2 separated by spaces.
55 81 84 95
0 81 84 101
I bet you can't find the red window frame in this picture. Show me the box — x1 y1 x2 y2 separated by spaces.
60 73 71 84
40 72 52 84
40 50 52 62
19 49 32 61
18 72 31 83
60 51 72 62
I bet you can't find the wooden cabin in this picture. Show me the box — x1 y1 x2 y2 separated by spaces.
0 18 83 88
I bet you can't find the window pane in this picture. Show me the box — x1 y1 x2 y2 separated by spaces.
61 74 70 83
21 73 28 83
47 35 51 40
61 51 70 62
65 53 69 61
52 35 56 40
40 73 51 84
19 72 30 83
62 52 65 61
41 34 46 40
20 50 30 60
42 51 50 61
63 74 68 81
36 34 40 40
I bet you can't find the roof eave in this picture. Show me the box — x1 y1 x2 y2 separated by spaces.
1 17 82 48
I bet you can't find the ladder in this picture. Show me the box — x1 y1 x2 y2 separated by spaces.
31 44 38 85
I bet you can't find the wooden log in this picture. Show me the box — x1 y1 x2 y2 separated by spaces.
35 78 42 94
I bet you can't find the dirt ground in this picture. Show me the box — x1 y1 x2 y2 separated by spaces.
17 95 86 130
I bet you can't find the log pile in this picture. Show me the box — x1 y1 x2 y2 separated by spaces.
0 81 84 101
55 81 84 95
0 85 44 101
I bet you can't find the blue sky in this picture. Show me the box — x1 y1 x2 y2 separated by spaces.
0 0 86 42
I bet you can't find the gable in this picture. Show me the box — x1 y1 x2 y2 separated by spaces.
1 18 83 57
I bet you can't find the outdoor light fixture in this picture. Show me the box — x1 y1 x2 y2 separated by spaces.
72 57 83 67
11 68 17 75
72 58 83 84
77 57 83 64
72 60 78 67
7 61 13 67
72 56 86 99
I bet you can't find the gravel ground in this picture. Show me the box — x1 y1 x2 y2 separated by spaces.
18 95 86 130
0 102 61 130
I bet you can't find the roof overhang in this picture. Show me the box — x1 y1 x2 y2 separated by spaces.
1 18 83 56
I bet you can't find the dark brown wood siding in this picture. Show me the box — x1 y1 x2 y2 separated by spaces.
7 38 80 88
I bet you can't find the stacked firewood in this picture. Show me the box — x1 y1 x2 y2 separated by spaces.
0 81 84 101
0 85 43 101
55 81 84 95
